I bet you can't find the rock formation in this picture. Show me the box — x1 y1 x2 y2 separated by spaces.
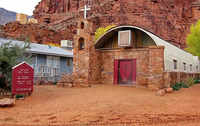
33 0 200 48
0 21 73 44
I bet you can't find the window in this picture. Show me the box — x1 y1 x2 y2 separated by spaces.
196 66 198 71
47 56 60 68
81 22 84 29
173 60 177 70
141 32 155 47
77 0 80 9
183 62 186 71
190 64 192 71
67 0 71 11
67 58 71 66
78 37 85 50
44 18 50 24
31 55 37 65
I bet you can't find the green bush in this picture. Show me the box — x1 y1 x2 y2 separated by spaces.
0 75 7 89
182 83 189 88
171 78 199 91
194 79 200 84
171 82 189 91
0 41 31 91
16 94 24 99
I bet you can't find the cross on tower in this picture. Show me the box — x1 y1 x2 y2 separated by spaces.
81 5 91 19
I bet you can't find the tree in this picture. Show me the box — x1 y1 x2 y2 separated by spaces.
186 20 200 57
0 41 31 90
95 25 116 42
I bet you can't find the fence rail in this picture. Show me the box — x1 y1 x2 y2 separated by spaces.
33 65 60 77
33 65 67 82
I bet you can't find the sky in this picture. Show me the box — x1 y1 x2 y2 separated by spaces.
0 0 41 15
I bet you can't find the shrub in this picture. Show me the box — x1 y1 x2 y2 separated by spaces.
0 75 7 89
0 41 31 91
16 94 24 99
194 78 200 84
171 82 189 91
186 77 195 87
186 20 200 57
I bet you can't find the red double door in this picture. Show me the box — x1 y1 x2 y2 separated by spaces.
114 59 136 85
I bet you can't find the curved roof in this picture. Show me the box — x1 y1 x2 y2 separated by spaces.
95 25 200 72
95 25 164 47
94 25 190 56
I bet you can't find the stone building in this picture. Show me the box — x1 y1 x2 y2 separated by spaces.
73 19 200 89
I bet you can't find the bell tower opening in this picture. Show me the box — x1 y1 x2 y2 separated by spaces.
78 37 85 50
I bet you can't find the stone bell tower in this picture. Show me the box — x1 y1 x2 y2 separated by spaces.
73 19 102 85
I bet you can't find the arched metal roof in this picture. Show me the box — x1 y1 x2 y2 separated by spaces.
94 25 200 73
95 25 159 48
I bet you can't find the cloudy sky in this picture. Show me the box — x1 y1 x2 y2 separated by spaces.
0 0 41 15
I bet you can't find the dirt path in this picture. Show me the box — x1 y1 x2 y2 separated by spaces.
1 85 200 125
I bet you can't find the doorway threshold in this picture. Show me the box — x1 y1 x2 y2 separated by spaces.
118 84 136 87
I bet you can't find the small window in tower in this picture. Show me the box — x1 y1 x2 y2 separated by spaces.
44 18 50 24
81 22 84 29
68 0 71 11
173 60 177 70
77 0 80 9
78 37 85 50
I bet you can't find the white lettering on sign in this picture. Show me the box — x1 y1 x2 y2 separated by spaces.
17 69 30 74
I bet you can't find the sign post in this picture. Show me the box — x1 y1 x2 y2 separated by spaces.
12 62 34 96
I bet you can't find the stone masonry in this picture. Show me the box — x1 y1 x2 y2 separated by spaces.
73 19 101 85
99 46 164 89
73 19 165 89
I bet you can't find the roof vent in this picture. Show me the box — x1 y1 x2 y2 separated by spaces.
118 30 132 47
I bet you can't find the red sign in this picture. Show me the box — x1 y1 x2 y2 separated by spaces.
12 62 34 95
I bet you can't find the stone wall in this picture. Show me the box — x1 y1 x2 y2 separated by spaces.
98 46 164 88
147 46 165 89
100 48 149 86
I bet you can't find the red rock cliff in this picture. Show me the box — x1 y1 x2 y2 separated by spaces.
0 21 73 44
33 0 200 48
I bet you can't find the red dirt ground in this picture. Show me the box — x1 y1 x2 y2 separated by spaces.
1 84 200 125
